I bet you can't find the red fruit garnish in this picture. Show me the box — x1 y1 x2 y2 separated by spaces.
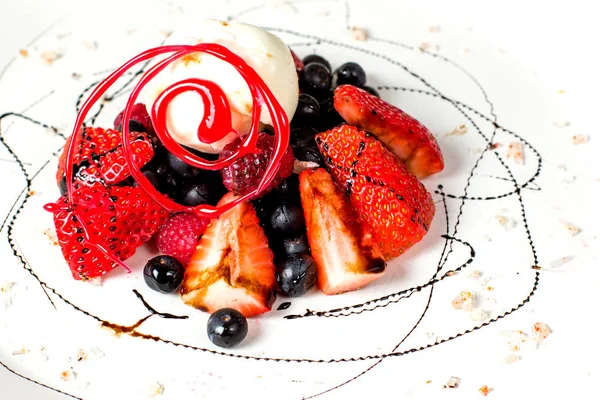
333 84 444 178
219 132 295 196
155 213 210 266
290 48 304 75
180 193 276 317
316 125 435 260
51 182 169 280
299 168 385 295
113 103 155 135
56 127 154 187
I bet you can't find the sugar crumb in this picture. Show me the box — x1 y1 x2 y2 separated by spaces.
495 215 515 230
572 134 589 145
349 26 369 41
60 369 76 381
419 42 440 52
506 142 524 165
532 322 551 343
1 281 14 293
452 291 474 311
479 385 491 396
41 51 62 65
43 228 59 246
446 124 468 136
12 347 29 355
148 382 164 397
19 49 29 58
562 221 580 236
443 376 460 389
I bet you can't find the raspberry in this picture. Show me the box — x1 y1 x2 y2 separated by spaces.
155 213 210 266
113 103 155 135
219 132 295 196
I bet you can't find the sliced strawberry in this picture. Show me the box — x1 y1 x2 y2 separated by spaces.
333 85 444 178
56 127 154 187
180 193 276 317
316 125 435 260
52 181 169 280
299 168 385 295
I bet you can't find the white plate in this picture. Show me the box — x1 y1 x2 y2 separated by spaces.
1 1 599 399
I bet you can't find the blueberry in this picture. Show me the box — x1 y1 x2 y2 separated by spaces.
301 54 331 72
207 308 248 348
143 255 184 294
361 85 380 98
291 126 318 149
293 144 325 167
167 152 202 178
292 94 320 124
283 234 309 256
272 174 301 205
270 203 305 237
182 182 217 206
300 62 332 96
333 62 367 87
276 254 317 297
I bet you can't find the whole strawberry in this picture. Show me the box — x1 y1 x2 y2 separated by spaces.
316 124 435 259
219 132 295 196
155 213 210 266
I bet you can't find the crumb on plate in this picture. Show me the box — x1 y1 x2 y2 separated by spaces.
506 142 524 164
479 385 490 396
443 376 460 389
452 291 474 311
446 124 468 136
349 26 369 41
572 134 589 145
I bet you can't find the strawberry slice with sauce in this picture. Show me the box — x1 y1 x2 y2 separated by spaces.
333 85 443 178
299 168 385 295
56 127 154 188
316 125 435 260
180 193 276 317
52 181 169 280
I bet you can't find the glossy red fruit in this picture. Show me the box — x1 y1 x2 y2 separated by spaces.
52 181 169 280
155 213 211 266
333 85 444 178
180 193 277 317
219 132 295 196
316 125 435 259
56 127 154 187
299 168 385 295
113 103 155 134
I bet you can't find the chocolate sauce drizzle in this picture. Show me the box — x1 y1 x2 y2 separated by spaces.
0 13 543 400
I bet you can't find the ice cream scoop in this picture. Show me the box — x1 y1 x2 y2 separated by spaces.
143 20 299 153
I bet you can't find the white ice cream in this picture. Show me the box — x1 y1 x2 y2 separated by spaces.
143 20 299 153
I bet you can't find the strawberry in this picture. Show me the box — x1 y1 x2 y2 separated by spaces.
155 213 211 266
52 181 169 280
316 125 435 259
180 193 276 317
299 168 385 295
333 85 444 178
56 127 154 187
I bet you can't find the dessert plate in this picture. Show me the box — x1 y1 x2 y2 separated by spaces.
1 0 598 399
